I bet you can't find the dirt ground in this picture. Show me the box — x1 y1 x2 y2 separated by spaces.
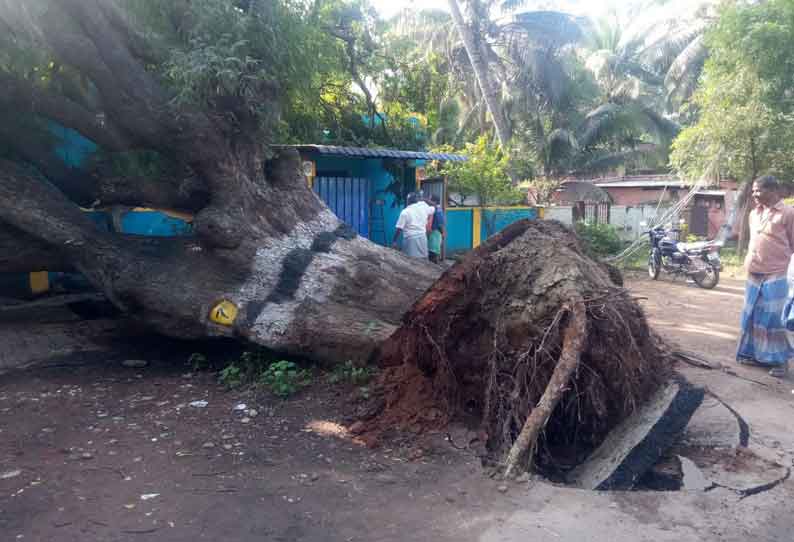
1 274 793 542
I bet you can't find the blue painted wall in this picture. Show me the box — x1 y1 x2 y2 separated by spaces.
444 207 539 255
120 211 193 236
310 154 415 246
50 123 97 167
480 208 538 242
445 209 473 255
314 176 370 237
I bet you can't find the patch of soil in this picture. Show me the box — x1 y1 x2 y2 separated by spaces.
0 359 497 542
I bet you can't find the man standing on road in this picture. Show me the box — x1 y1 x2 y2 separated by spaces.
392 192 432 259
737 175 794 378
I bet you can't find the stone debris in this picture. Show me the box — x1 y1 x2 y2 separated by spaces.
121 359 149 369
568 380 704 490
0 469 21 480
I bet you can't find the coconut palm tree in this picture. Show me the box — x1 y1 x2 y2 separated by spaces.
446 0 513 150
583 0 718 113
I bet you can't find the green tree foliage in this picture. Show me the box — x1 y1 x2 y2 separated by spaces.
432 137 525 206
0 0 729 183
671 0 794 182
125 0 432 148
574 222 624 257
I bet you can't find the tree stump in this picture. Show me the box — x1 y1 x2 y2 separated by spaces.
361 220 671 476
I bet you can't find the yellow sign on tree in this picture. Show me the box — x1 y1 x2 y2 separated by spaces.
209 300 238 326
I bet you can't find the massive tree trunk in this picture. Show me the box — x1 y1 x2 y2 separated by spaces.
0 0 437 366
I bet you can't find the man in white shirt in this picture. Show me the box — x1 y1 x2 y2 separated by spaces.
392 192 434 258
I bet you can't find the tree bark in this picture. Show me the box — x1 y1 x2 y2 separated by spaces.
0 122 208 210
735 180 753 257
0 70 129 152
0 152 438 365
0 225 75 273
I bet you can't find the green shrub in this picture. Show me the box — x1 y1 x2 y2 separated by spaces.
259 360 312 397
218 363 243 389
188 352 211 371
574 222 624 257
327 361 374 385
217 350 311 395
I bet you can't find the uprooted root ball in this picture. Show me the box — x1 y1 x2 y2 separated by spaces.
359 219 671 475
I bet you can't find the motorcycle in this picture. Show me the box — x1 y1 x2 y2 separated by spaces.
641 221 723 289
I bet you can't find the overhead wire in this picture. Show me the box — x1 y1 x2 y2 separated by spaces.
606 170 713 263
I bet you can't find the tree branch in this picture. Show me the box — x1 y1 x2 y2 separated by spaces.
0 119 208 210
0 159 108 246
96 0 166 65
0 225 74 273
0 70 129 151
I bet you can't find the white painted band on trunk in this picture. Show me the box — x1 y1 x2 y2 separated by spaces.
204 209 340 342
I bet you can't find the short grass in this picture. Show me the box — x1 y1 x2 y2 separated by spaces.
718 247 745 278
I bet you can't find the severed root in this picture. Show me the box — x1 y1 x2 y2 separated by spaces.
503 299 588 478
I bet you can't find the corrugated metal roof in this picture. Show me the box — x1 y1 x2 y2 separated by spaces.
578 174 678 184
593 180 687 188
281 144 467 162
697 190 726 196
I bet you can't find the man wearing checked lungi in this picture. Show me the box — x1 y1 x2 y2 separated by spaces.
737 175 794 378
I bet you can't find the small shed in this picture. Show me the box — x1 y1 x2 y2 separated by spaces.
284 145 466 246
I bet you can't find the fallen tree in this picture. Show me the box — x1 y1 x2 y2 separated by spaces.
359 220 670 476
0 0 438 365
0 1 671 475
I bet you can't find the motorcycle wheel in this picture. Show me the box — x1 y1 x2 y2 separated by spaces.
693 264 719 289
648 253 660 280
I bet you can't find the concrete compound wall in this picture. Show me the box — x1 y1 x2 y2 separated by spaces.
544 204 678 240
544 206 574 225
609 205 678 240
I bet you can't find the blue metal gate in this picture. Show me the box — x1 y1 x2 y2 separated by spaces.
313 177 370 237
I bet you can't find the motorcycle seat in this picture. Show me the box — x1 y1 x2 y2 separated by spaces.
676 241 713 252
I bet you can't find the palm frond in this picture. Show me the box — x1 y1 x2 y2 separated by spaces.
586 15 623 53
636 19 708 74
499 0 533 13
508 44 571 107
577 103 622 148
502 11 584 49
618 60 664 87
577 102 679 148
576 144 663 174
664 34 707 107
546 128 578 164
640 106 681 140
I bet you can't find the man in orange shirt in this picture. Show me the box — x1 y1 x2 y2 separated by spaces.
737 175 794 378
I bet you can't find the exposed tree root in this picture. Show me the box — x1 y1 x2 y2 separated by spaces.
360 220 671 476
503 299 587 478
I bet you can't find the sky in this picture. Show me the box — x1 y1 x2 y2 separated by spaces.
369 0 622 20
